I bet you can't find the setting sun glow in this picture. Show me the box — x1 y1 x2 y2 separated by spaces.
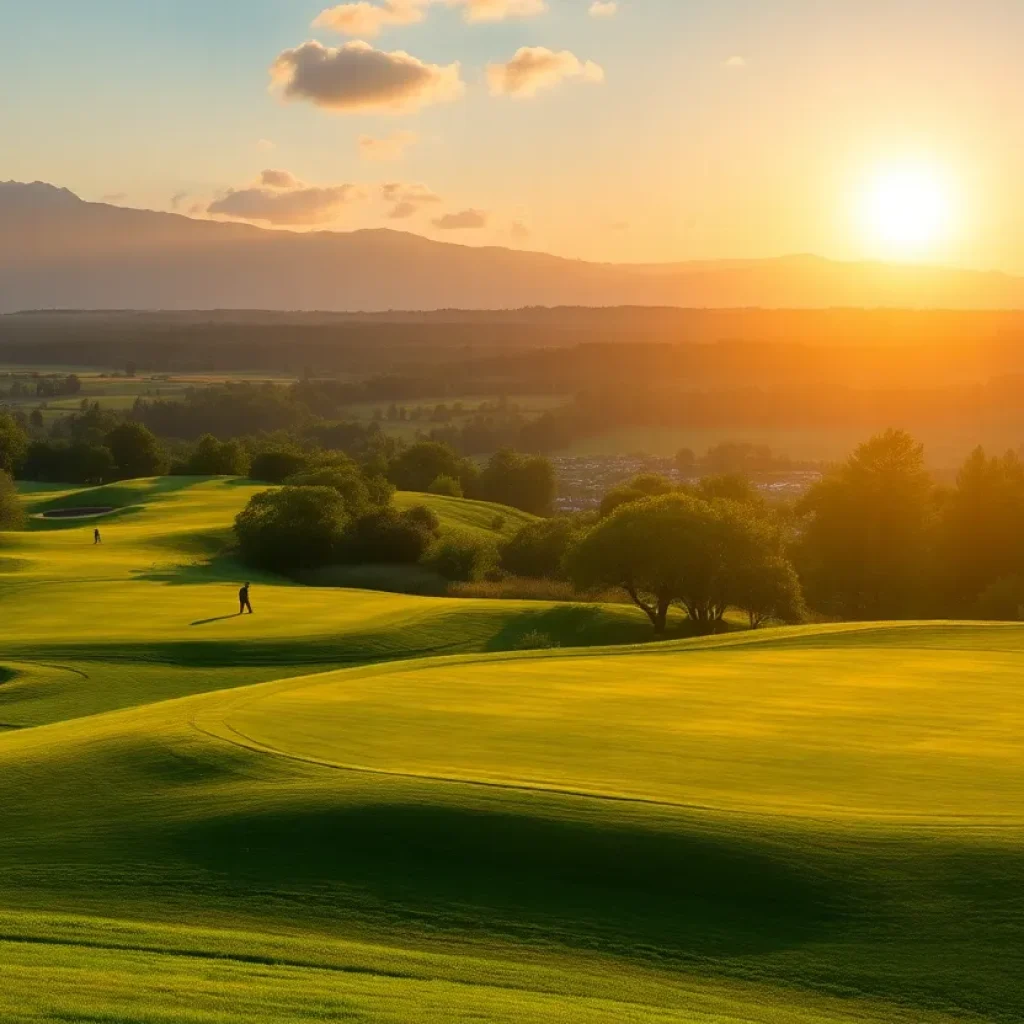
856 162 957 260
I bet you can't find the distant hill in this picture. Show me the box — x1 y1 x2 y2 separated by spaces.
3 180 1023 312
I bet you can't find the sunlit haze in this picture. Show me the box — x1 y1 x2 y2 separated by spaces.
2 0 1022 271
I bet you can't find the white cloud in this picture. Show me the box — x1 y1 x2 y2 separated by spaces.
724 55 747 68
256 138 277 151
452 0 547 22
432 208 488 229
270 40 463 114
208 173 365 225
588 1 617 17
313 1 427 38
359 130 419 161
488 47 604 98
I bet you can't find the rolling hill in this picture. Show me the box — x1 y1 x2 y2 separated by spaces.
0 475 1021 1022
3 180 1024 312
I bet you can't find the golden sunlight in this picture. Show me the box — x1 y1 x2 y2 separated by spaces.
856 161 957 259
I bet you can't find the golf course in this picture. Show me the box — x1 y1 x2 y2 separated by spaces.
0 477 1021 1023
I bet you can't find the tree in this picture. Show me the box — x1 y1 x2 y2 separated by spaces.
428 474 463 498
793 429 934 620
500 517 580 579
477 448 556 516
186 434 250 476
388 441 474 493
734 554 804 628
0 413 28 476
341 506 438 564
234 486 349 572
0 471 24 530
567 493 788 633
286 466 373 516
695 473 764 508
249 448 309 483
426 530 499 582
599 474 674 518
975 575 1024 621
104 422 167 479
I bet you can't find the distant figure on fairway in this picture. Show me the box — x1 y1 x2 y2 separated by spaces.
239 582 253 615
93 528 102 545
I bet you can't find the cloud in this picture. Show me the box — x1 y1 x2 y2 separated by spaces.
453 0 547 22
170 191 189 211
724 55 747 68
588 1 617 16
271 40 463 114
313 1 427 38
488 47 604 98
432 208 488 230
101 192 127 203
260 168 302 188
381 180 441 218
256 138 277 151
207 174 364 226
359 130 418 161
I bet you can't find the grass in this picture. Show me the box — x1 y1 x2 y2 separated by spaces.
0 477 1021 1022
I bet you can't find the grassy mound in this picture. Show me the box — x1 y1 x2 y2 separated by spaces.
0 478 1020 1022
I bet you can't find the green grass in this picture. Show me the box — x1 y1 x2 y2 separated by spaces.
0 477 1021 1022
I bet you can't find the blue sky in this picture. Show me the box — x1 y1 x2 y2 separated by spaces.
2 0 1022 269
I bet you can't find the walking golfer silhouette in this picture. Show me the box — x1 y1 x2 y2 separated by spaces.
239 582 253 615
93 528 102 545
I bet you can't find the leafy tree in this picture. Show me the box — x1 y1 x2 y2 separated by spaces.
0 471 24 530
478 448 556 516
500 517 580 580
695 473 764 507
675 447 696 474
389 441 473 493
186 434 250 476
428 474 463 498
426 530 499 582
341 506 438 564
793 429 934 620
599 473 674 518
734 554 804 628
249 447 309 483
286 467 373 516
567 493 784 633
0 413 28 476
65 443 117 485
104 422 167 479
234 486 349 571
935 448 1024 614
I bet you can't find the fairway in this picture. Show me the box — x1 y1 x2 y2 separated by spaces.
0 478 1021 1022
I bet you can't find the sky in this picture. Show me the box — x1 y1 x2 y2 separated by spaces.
2 0 1022 271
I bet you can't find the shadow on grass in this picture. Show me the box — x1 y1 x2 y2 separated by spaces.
173 801 841 960
190 614 242 627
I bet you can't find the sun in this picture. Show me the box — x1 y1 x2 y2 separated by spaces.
856 161 956 259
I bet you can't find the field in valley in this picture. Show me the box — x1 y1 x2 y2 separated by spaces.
0 478 1021 1022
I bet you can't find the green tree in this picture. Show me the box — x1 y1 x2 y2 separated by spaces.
234 486 349 572
428 474 463 498
0 413 29 476
734 554 804 628
249 447 309 483
793 429 934 620
0 471 24 530
426 530 499 583
500 517 580 579
389 441 473 493
186 434 250 476
286 466 374 516
340 506 439 564
478 448 556 516
104 422 167 479
599 473 675 518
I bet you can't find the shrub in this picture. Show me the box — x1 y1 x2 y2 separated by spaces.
342 507 437 564
234 486 349 572
490 514 506 532
425 530 499 582
249 448 309 483
286 467 373 516
401 504 441 538
0 472 24 530
365 474 395 507
513 630 560 650
500 517 579 580
428 474 463 498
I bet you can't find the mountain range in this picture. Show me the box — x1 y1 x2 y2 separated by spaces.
3 181 1022 312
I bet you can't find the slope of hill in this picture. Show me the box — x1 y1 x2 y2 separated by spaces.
3 181 1023 311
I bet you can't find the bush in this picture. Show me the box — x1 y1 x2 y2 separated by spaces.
513 630 561 650
401 504 441 537
500 517 579 580
286 467 373 516
342 507 438 564
0 472 24 530
428 474 463 498
425 530 499 582
975 575 1024 621
490 514 506 532
389 441 474 493
185 434 250 476
249 448 309 483
0 413 28 476
234 486 349 572
365 474 395 507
